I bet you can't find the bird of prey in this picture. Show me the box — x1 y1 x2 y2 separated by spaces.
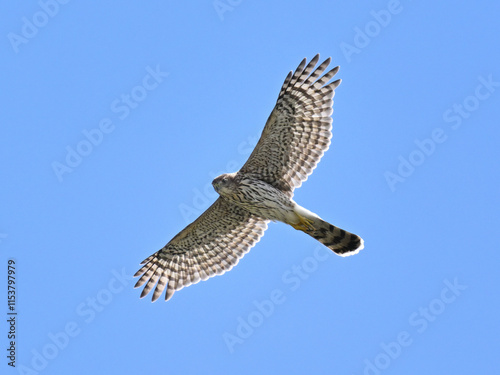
135 54 364 302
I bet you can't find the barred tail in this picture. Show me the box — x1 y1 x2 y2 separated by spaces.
307 218 364 256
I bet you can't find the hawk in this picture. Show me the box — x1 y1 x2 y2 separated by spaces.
135 54 364 302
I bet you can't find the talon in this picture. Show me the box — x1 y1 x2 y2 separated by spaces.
291 215 315 232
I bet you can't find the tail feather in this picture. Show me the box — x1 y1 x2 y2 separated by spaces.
307 218 364 256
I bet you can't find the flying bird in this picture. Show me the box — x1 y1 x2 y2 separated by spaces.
135 54 364 302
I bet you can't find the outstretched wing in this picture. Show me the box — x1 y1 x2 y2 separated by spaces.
239 54 340 197
134 197 268 301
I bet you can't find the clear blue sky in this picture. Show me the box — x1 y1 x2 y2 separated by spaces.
2 1 499 374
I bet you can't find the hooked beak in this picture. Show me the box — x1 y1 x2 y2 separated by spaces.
212 179 219 192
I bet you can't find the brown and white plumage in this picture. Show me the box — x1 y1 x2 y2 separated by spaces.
240 54 339 196
135 198 267 301
135 54 363 302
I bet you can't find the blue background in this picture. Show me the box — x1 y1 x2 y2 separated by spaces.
2 1 499 374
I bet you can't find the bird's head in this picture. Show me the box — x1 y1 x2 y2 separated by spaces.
212 173 236 196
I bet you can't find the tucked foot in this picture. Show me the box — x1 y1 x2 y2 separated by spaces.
291 214 315 232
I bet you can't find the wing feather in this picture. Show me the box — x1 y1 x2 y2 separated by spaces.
239 54 341 196
134 197 268 302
